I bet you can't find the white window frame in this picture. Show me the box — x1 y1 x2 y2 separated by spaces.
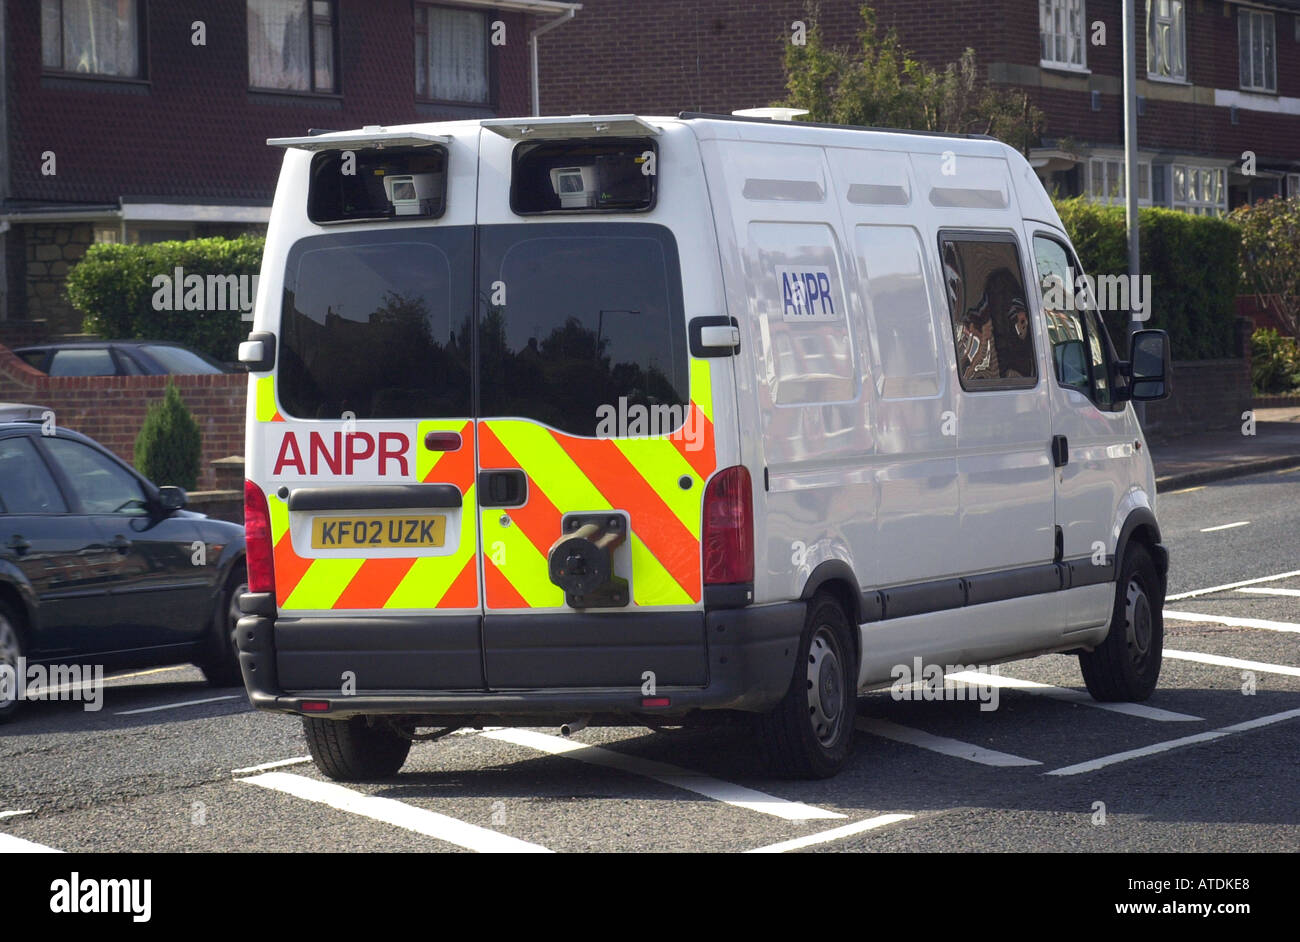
1287 173 1300 198
414 3 491 105
1087 156 1153 206
1171 164 1227 216
1040 0 1088 72
1146 0 1187 83
1238 8 1277 93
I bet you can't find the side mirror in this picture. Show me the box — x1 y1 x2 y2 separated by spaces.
1127 329 1172 401
156 486 188 512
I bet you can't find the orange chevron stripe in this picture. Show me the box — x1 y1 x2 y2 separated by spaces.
331 557 416 610
424 420 475 487
478 423 563 555
553 433 701 600
484 557 529 609
672 405 716 481
440 555 480 608
273 531 313 607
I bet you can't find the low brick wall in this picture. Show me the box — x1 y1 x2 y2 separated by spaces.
1143 357 1254 439
0 343 246 489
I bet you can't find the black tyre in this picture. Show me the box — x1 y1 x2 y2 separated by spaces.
1079 544 1164 701
197 564 246 688
755 594 856 778
302 716 412 781
0 600 25 723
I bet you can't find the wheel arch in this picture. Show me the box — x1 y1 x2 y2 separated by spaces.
799 560 864 671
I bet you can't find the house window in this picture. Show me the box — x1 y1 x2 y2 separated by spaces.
415 4 490 104
1238 8 1276 93
40 0 142 78
1040 0 1087 70
1172 165 1226 216
1088 158 1151 205
1147 0 1186 81
1286 173 1300 198
248 0 338 93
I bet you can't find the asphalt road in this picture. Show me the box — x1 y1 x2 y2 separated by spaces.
2 466 1297 854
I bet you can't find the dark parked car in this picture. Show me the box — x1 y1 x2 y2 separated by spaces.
0 403 246 719
12 340 235 377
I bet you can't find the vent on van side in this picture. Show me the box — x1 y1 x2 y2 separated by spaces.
928 187 1009 209
741 178 825 202
846 183 910 206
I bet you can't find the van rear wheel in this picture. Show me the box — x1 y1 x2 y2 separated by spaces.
1079 544 1164 702
302 716 412 781
755 595 856 779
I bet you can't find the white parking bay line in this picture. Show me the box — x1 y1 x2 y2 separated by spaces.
1164 610 1300 633
746 814 915 853
1200 520 1250 532
0 810 32 820
1166 569 1300 601
1236 587 1300 598
1164 649 1300 678
0 832 62 853
482 728 844 821
240 772 551 853
945 671 1201 722
1046 708 1300 776
116 695 242 716
855 718 1041 767
231 757 313 776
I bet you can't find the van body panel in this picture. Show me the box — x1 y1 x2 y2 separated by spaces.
240 114 1166 728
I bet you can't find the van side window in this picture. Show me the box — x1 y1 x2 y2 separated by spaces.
1032 235 1114 407
939 234 1036 391
855 225 942 399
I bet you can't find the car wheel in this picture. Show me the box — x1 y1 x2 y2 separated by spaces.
1079 544 1164 702
302 716 412 782
198 565 247 688
0 600 27 723
754 594 857 779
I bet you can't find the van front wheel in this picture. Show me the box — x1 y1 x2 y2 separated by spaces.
1079 544 1164 702
755 595 856 779
302 716 412 781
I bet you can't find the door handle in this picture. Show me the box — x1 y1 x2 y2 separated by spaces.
108 535 132 554
478 470 527 508
1051 435 1069 468
6 535 31 555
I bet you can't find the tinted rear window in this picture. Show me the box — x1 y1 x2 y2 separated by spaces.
478 223 687 435
278 228 473 419
138 345 224 374
48 348 117 377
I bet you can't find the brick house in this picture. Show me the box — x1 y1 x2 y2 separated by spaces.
538 0 1300 214
1 0 580 334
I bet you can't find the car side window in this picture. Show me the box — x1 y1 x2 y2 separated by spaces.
940 234 1036 391
47 348 118 377
0 438 68 514
41 438 148 515
1033 235 1113 407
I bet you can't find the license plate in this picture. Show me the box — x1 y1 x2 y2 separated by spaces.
311 515 446 549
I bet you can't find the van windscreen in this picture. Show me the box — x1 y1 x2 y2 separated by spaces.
278 228 472 420
478 223 687 436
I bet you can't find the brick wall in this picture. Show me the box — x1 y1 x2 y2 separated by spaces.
1143 358 1254 438
6 2 533 206
0 344 245 490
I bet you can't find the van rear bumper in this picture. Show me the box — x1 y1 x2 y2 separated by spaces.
235 593 803 718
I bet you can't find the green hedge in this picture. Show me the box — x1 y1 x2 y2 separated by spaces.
65 235 265 364
1053 198 1241 360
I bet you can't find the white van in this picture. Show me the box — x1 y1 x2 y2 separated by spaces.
237 113 1172 780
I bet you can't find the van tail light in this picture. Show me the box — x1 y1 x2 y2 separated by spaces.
244 480 276 595
702 465 753 585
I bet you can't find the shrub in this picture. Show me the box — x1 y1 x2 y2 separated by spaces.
1053 198 1241 360
134 380 202 491
1250 328 1300 395
65 234 265 363
1230 196 1300 340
